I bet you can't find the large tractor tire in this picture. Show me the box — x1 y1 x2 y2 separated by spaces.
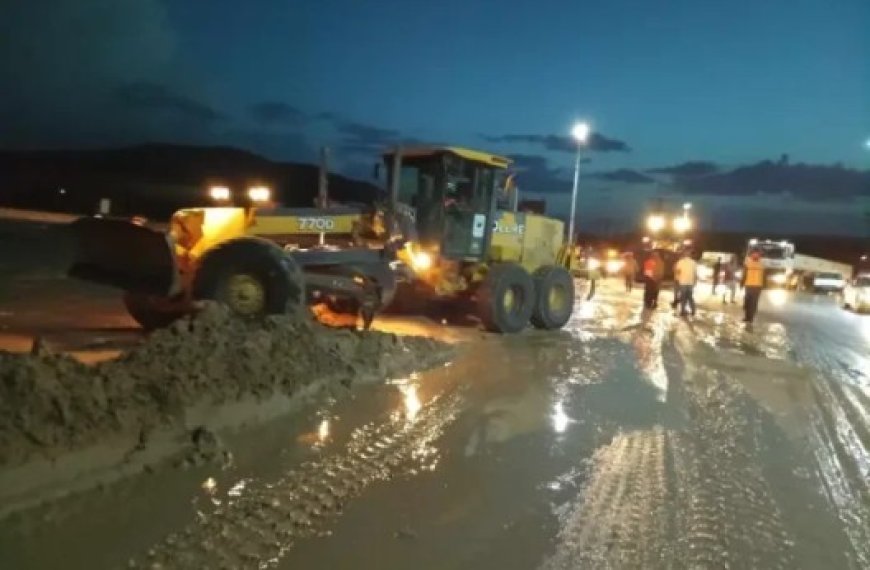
123 292 188 331
192 238 304 318
477 263 535 333
530 265 575 330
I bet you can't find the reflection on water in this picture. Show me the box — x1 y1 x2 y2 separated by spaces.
552 401 570 434
317 419 331 443
400 384 422 422
201 476 217 494
630 313 669 402
767 289 789 307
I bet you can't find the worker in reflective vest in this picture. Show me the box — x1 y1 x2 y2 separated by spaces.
742 250 765 325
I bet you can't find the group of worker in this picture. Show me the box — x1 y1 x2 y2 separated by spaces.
620 248 767 325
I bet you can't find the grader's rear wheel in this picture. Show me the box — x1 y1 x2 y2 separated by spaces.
530 265 575 330
477 263 534 333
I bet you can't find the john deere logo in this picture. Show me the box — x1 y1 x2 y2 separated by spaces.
494 221 525 234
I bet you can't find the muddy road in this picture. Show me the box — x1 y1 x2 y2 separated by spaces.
1 221 869 569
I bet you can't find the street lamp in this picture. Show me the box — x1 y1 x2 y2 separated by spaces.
568 122 590 245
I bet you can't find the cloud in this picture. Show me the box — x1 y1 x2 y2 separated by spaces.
483 132 630 153
509 154 572 194
588 169 655 184
249 101 305 126
0 0 180 147
648 161 719 177
317 113 413 156
676 160 870 202
336 121 401 142
116 82 224 122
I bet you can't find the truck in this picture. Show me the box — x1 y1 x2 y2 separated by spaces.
744 238 853 291
792 254 853 292
745 238 794 287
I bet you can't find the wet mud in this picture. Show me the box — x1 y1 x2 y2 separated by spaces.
0 303 451 512
1 276 869 570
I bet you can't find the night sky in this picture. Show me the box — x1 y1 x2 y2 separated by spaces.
1 0 868 235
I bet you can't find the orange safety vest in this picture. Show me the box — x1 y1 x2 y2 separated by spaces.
744 257 765 287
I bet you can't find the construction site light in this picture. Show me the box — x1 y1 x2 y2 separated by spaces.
646 215 666 233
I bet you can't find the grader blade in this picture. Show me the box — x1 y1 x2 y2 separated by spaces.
67 216 178 297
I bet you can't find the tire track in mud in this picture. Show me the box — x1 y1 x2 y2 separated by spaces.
541 325 795 570
541 428 673 570
670 380 794 570
129 389 463 570
789 331 870 569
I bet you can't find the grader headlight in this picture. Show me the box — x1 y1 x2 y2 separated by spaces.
411 250 433 271
248 186 271 203
209 185 231 202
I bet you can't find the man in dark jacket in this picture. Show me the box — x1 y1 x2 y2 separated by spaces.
643 252 663 309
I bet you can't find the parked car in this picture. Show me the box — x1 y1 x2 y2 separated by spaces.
843 274 870 312
813 271 846 293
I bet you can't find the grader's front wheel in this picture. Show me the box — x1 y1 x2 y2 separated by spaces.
193 238 305 318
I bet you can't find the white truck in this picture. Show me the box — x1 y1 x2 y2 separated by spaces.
792 254 853 292
745 239 795 287
744 238 852 291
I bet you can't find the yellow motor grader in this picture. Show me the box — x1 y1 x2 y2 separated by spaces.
380 146 574 332
68 145 575 333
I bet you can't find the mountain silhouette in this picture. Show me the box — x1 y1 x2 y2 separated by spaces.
0 143 382 219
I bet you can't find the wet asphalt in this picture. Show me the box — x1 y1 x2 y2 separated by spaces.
2 279 869 569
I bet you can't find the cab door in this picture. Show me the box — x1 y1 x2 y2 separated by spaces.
441 155 495 260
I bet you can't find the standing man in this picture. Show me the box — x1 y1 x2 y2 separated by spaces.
742 249 765 325
643 251 664 309
642 253 657 309
712 257 722 295
622 252 638 293
675 249 698 317
721 255 738 304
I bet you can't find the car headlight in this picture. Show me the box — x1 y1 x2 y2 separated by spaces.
248 186 271 203
587 258 601 270
605 259 624 274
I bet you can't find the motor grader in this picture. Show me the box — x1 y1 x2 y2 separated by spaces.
381 146 575 333
67 145 575 333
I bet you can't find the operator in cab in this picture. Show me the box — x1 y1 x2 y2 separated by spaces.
742 249 765 326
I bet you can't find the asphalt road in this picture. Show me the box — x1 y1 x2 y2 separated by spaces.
1 266 869 569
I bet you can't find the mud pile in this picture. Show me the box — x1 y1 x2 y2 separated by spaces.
0 304 451 468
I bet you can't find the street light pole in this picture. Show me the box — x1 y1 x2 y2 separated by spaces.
569 148 581 244
568 122 590 245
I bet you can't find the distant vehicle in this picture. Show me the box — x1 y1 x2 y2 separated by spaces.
843 274 870 312
745 238 794 287
813 272 846 293
793 254 853 290
698 251 735 282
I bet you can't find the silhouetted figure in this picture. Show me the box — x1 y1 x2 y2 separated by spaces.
712 257 722 294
